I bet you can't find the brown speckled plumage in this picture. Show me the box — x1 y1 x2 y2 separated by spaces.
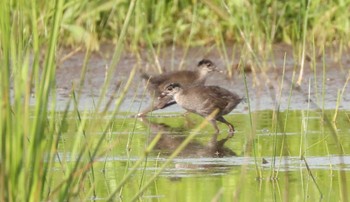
162 83 243 135
138 59 219 116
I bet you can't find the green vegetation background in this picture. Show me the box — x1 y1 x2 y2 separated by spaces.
16 0 350 50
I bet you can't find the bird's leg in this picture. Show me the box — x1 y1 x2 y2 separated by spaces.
137 104 157 117
216 116 235 137
209 119 220 133
137 96 174 117
209 132 219 144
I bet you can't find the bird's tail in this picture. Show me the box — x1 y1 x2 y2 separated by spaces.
140 71 151 80
241 97 248 103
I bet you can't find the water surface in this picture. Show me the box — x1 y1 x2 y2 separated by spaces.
54 110 350 201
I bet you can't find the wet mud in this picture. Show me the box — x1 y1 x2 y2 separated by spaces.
51 43 350 113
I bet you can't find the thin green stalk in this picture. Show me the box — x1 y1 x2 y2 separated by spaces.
119 105 141 197
138 151 149 191
296 0 310 86
240 58 261 178
219 32 231 77
92 66 136 160
170 28 178 71
72 90 97 198
302 156 323 199
0 2 13 201
333 71 350 122
129 111 218 201
52 146 88 200
178 3 197 70
96 0 137 110
145 32 163 73
47 99 72 199
270 53 287 179
333 90 341 122
277 62 298 179
311 35 318 104
77 47 92 101
107 132 163 201
299 78 312 157
29 0 40 100
322 47 326 115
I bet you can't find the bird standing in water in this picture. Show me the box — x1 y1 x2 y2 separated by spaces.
138 59 221 116
161 83 243 135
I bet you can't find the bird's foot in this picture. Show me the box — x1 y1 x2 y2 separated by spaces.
227 128 235 138
227 132 234 138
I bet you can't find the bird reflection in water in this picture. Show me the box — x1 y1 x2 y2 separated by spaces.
139 117 236 158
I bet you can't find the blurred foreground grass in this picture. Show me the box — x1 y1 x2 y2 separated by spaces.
1 0 349 201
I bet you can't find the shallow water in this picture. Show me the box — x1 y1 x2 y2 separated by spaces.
43 44 350 200
47 44 350 113
54 109 350 201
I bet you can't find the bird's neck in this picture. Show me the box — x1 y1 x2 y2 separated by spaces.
173 90 183 102
197 69 209 80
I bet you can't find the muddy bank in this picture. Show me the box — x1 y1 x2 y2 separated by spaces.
49 44 350 113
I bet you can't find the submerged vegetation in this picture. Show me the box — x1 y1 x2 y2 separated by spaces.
0 0 350 201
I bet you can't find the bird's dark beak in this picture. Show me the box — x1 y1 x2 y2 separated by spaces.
213 66 224 73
